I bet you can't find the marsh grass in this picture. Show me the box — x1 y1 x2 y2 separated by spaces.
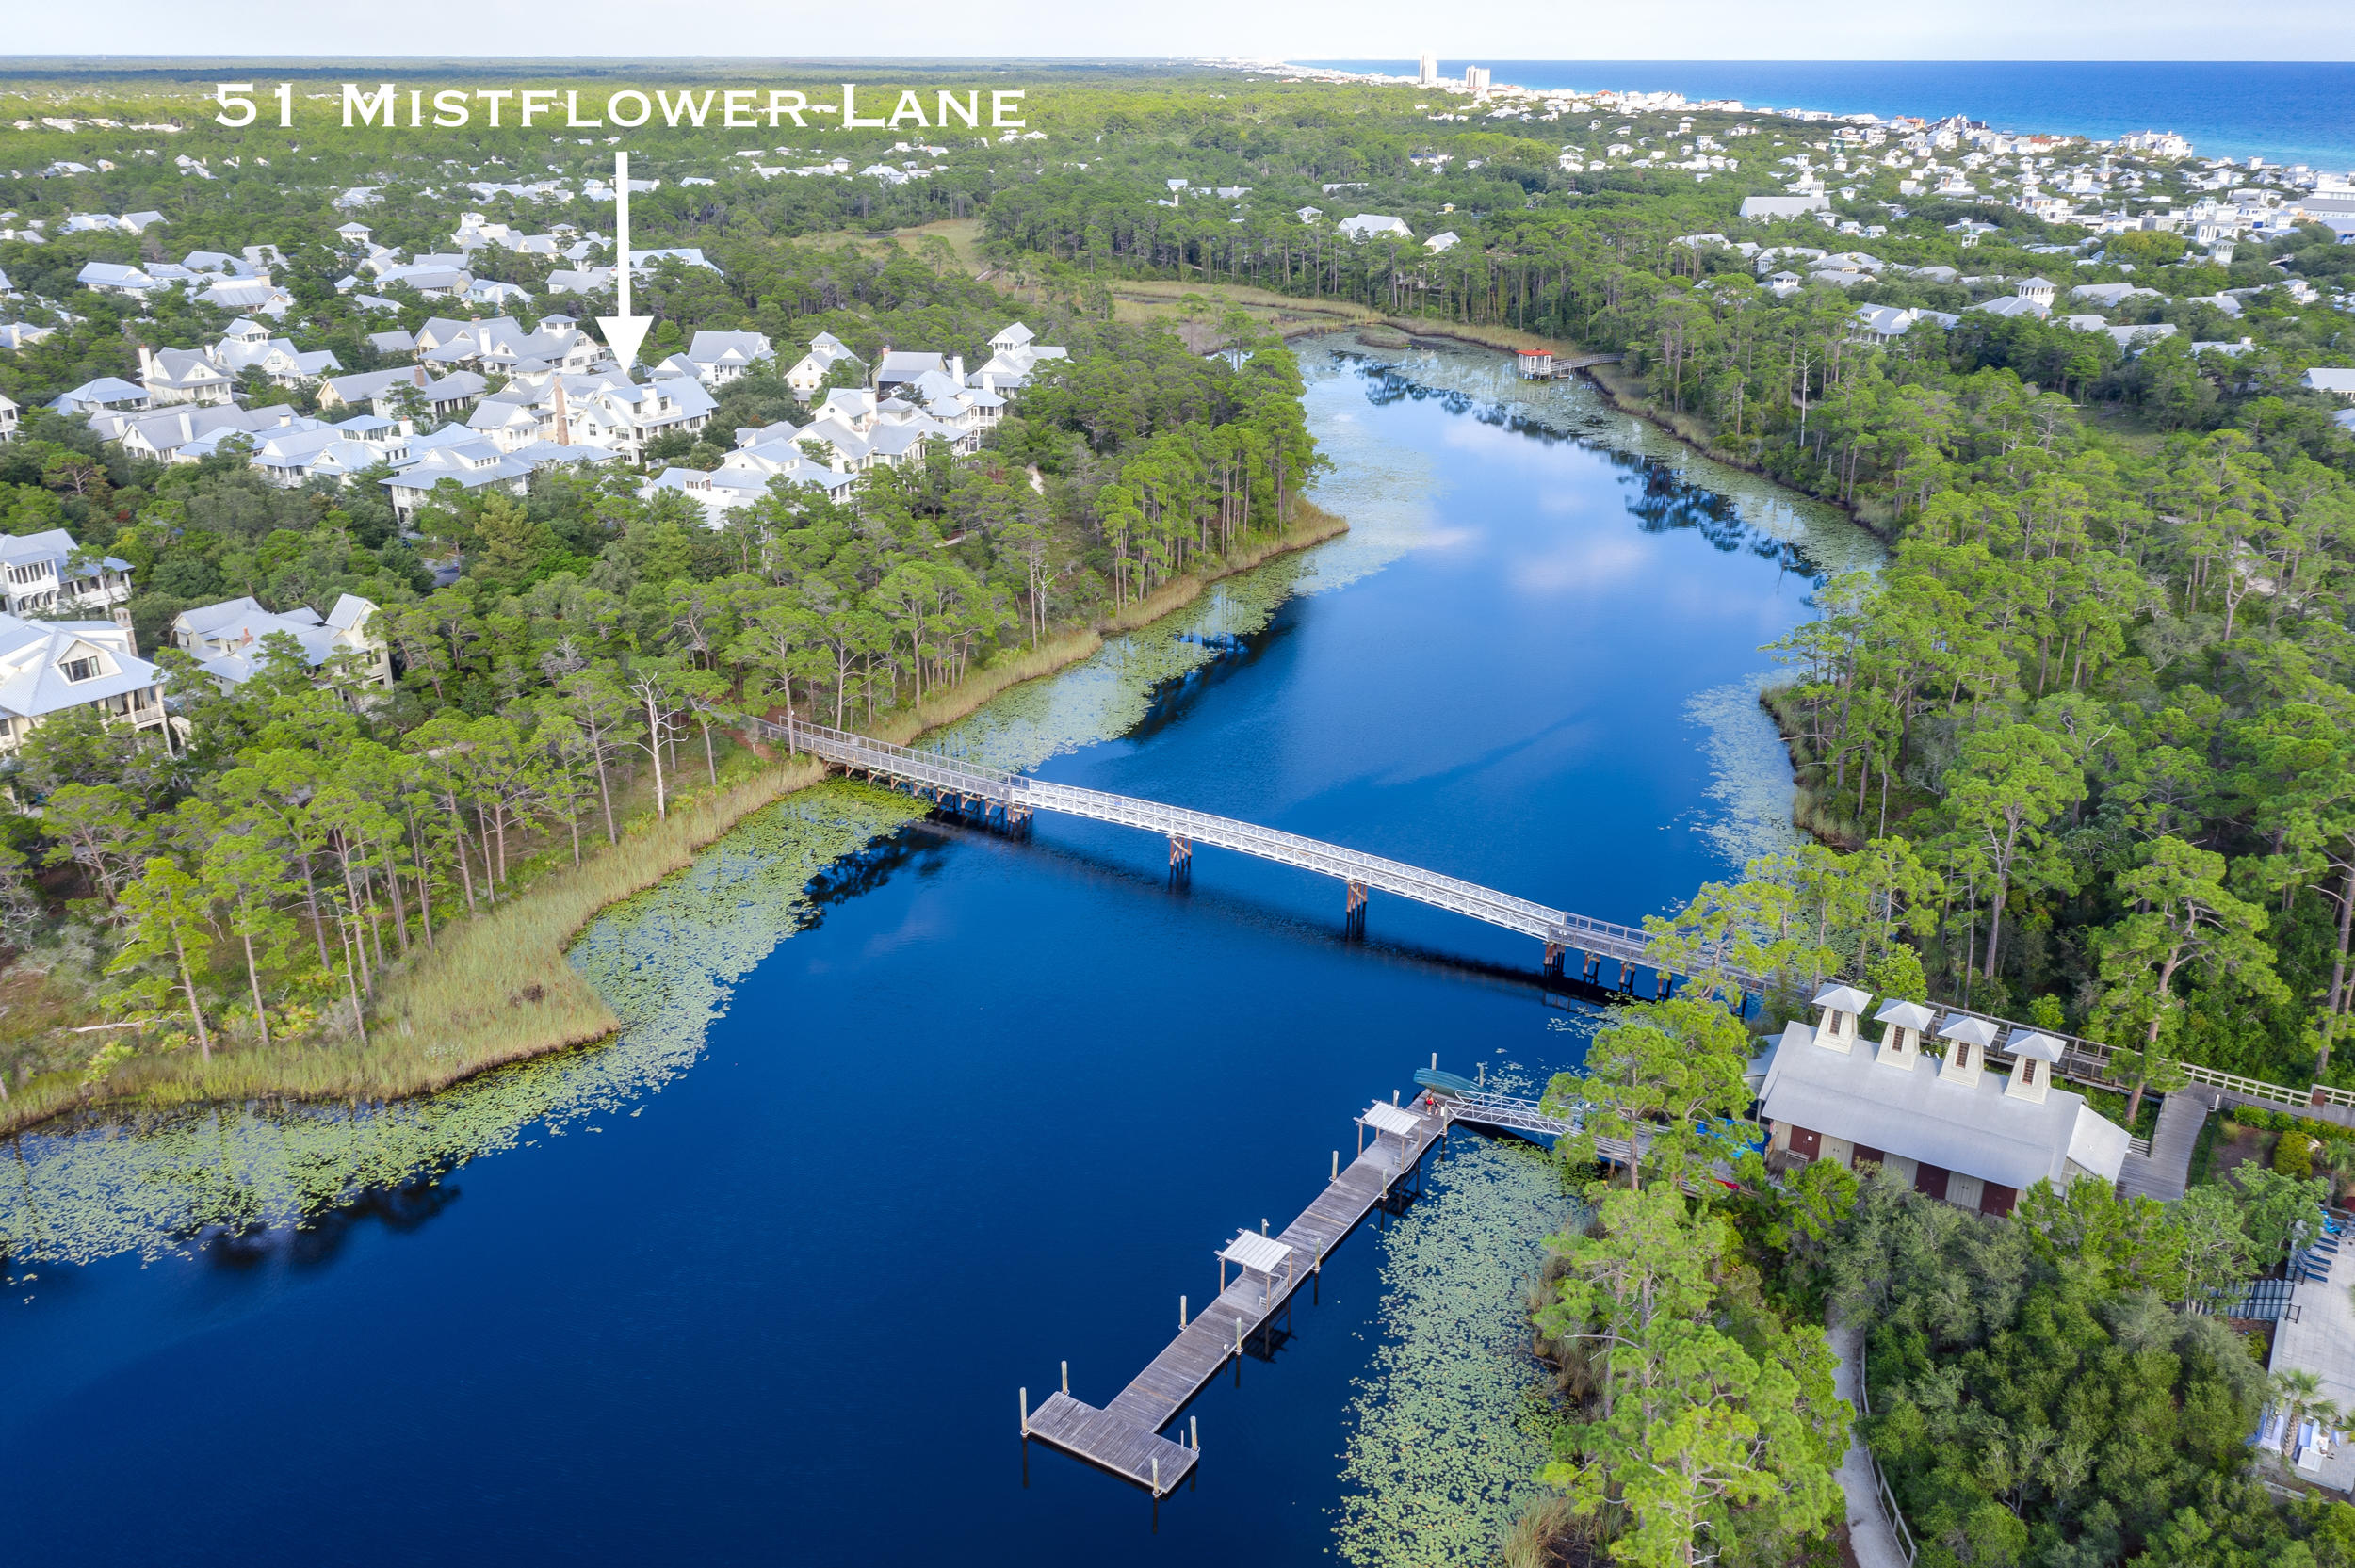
0 502 1351 1135
1496 1497 1594 1568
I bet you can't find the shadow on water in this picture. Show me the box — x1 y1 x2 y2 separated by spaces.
199 1171 464 1272
1126 595 1308 745
1344 356 1828 579
884 809 1645 1015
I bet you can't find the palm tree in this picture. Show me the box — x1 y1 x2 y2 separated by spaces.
2271 1368 2342 1473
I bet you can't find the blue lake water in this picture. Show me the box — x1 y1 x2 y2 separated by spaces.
0 343 1873 1564
1308 60 2355 170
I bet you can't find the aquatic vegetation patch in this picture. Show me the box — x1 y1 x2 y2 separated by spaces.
0 784 923 1265
1331 1136 1581 1567
1681 675 1807 873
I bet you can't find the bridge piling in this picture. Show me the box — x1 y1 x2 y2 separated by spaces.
1168 833 1193 888
764 719 1761 997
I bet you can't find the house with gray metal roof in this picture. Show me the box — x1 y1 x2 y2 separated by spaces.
1757 984 2130 1218
0 614 166 752
0 529 133 619
171 593 390 689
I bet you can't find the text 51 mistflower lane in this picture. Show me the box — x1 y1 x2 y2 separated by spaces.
212 82 1028 133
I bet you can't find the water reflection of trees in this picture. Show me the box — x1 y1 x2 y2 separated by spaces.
1344 358 1827 581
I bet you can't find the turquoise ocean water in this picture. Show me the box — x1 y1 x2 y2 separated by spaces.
1306 61 2355 171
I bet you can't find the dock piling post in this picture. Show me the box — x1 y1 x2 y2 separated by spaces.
1020 1386 1028 1434
1180 1295 1187 1329
1431 1052 1438 1071
1062 1360 1068 1396
1392 1089 1400 1106
1191 1415 1198 1452
1332 1150 1339 1180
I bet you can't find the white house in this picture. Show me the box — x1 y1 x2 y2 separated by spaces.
53 378 151 416
685 331 774 385
103 403 316 464
545 266 616 297
0 391 16 443
564 376 719 461
171 593 391 688
1740 194 1830 221
1338 214 1413 241
0 530 133 618
319 367 489 420
1757 985 2129 1218
140 347 236 407
0 614 167 751
873 349 950 394
2305 368 2355 400
75 261 162 298
784 331 861 398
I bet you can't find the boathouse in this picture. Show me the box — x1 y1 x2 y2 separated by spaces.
1756 984 2129 1217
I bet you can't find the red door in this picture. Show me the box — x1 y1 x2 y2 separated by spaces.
1853 1145 1886 1171
1788 1126 1821 1160
1914 1162 1950 1201
1980 1183 2018 1218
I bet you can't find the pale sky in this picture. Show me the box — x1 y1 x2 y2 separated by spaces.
7 0 2352 60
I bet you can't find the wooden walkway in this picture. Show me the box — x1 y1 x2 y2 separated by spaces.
2117 1091 2208 1203
1020 1095 1451 1495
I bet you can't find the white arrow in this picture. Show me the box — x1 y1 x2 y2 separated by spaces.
597 150 653 371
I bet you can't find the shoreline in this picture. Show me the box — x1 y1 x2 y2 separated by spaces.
0 502 1351 1141
1575 360 1895 544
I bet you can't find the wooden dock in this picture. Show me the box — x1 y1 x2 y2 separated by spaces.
1020 1094 1451 1495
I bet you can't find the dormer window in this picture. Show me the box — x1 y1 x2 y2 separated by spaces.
61 655 100 682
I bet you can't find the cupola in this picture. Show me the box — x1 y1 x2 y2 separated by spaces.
2005 1031 2065 1104
1872 998 1938 1070
1811 984 1875 1054
1936 1014 2000 1088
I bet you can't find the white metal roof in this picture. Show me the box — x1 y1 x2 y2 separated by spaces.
2010 1031 2067 1062
1873 998 1938 1031
1938 1014 2003 1049
1760 1022 2129 1189
1814 983 1875 1014
1362 1102 1422 1138
1220 1232 1293 1274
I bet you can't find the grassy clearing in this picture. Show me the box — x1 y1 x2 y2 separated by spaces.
0 501 1350 1134
1101 277 1595 360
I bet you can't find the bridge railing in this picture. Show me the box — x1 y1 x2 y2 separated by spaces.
767 717 1752 980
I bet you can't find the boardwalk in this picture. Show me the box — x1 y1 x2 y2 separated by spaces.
756 717 1742 986
2116 1091 2208 1203
1019 1095 1450 1495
